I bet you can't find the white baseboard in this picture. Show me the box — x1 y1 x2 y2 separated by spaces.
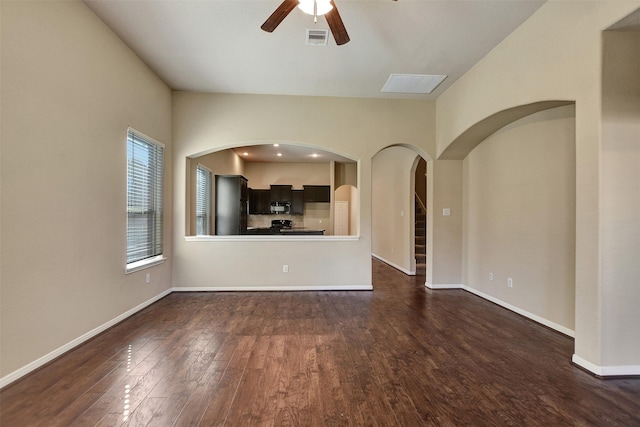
461 285 575 338
0 289 172 389
173 285 373 292
425 282 575 338
572 354 640 377
372 253 415 276
425 282 463 289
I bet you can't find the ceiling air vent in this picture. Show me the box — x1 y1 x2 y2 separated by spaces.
306 29 329 46
381 74 448 94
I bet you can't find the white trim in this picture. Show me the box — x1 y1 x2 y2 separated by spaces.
127 126 165 148
125 255 166 274
425 282 575 338
425 282 463 289
372 253 415 276
185 235 360 242
460 285 575 338
0 289 172 389
172 285 373 292
572 354 640 377
196 163 212 173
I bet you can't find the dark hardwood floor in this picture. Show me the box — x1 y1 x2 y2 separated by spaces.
1 258 639 426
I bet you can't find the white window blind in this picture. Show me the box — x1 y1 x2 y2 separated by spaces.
126 128 164 266
196 165 212 235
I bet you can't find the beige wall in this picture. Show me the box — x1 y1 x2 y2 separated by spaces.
173 93 436 289
335 162 357 187
244 162 330 189
436 1 640 371
601 31 640 366
427 160 463 286
1 1 173 379
463 105 576 330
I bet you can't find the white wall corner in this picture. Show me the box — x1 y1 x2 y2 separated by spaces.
0 289 173 389
572 354 640 378
372 253 415 276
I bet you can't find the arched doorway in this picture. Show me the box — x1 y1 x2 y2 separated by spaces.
372 145 431 276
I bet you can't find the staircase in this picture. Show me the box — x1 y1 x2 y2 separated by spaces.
415 196 426 275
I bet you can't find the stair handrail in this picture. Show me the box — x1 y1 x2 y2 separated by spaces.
415 192 427 215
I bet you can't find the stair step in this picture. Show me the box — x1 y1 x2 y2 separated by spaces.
415 237 425 245
416 263 426 274
415 244 426 254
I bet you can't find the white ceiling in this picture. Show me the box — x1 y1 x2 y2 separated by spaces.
84 0 545 99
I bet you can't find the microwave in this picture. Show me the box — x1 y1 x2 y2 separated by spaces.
270 202 290 214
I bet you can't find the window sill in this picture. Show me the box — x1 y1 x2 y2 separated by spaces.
125 255 167 274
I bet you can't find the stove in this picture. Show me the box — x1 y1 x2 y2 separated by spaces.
271 219 292 230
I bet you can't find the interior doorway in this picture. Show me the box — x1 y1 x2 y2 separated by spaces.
413 157 427 275
372 145 430 276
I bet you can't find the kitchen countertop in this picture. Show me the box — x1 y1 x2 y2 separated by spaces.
279 228 325 235
245 227 324 235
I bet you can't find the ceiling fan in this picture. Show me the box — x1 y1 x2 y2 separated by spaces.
261 0 350 45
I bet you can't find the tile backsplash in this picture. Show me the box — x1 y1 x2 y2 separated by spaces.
248 214 304 228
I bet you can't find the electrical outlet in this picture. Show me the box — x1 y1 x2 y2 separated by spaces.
146 273 151 284
507 277 513 288
489 273 494 281
283 265 289 273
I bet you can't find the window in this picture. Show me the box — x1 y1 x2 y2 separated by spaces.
196 164 212 235
126 128 164 272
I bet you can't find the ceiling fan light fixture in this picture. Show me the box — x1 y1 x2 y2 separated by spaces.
298 0 333 17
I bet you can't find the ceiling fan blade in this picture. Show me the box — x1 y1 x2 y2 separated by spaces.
261 0 298 33
324 0 350 45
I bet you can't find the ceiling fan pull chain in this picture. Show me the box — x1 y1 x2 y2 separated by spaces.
313 0 318 23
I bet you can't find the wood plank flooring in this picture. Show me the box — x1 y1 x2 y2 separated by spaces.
1 258 639 426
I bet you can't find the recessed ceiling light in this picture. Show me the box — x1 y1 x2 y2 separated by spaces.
277 153 282 157
381 74 447 94
243 152 249 156
273 143 280 147
311 153 319 158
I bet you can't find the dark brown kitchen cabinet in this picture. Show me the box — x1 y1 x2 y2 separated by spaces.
270 185 292 203
303 185 331 202
215 175 248 235
291 190 304 215
249 189 271 214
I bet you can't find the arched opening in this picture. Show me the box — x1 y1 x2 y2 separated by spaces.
459 104 577 334
185 142 359 237
372 145 431 276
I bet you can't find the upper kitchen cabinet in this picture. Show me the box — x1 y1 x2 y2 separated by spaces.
270 185 292 203
303 185 331 203
249 189 271 214
215 175 248 235
291 190 304 215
